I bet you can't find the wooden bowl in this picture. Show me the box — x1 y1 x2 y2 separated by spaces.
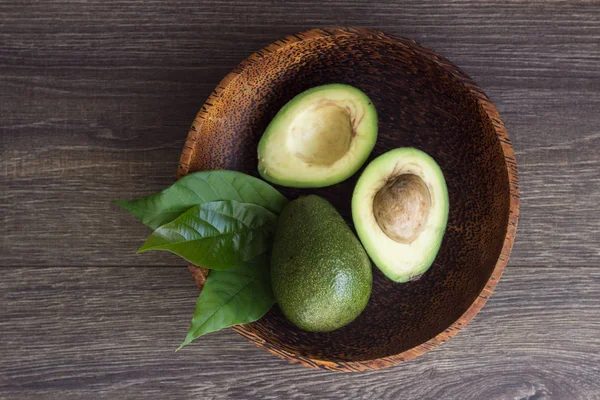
178 28 519 372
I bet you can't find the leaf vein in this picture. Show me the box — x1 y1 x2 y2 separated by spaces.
191 273 260 337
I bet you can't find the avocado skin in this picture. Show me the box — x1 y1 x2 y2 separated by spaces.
271 195 372 332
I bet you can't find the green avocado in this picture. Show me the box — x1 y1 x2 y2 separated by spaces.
352 148 449 283
271 195 372 332
257 84 378 188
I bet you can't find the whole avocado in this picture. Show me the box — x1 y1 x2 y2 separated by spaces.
271 195 372 332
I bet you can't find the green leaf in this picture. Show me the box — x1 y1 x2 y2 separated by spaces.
137 201 277 269
114 170 287 230
177 253 275 350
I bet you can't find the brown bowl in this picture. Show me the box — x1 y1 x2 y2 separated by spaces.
178 27 519 372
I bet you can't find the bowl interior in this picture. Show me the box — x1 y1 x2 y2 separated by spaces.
184 32 511 364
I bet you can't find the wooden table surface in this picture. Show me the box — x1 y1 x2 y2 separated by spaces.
2 1 599 399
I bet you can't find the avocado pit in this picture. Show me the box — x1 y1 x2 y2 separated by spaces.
373 174 431 244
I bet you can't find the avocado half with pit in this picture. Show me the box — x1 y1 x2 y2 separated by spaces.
258 84 378 188
352 148 449 282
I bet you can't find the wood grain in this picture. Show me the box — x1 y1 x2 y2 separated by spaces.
1 0 599 397
0 265 599 399
1 0 599 266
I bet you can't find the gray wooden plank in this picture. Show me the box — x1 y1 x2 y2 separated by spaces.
0 265 599 399
1 0 599 268
1 1 599 265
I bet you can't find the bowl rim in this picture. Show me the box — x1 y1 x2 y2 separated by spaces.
178 27 520 372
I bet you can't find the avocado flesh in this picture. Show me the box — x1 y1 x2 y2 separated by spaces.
271 195 372 332
352 148 449 283
258 84 378 188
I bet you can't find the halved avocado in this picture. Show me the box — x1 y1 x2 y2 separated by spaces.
352 148 449 282
258 84 378 188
